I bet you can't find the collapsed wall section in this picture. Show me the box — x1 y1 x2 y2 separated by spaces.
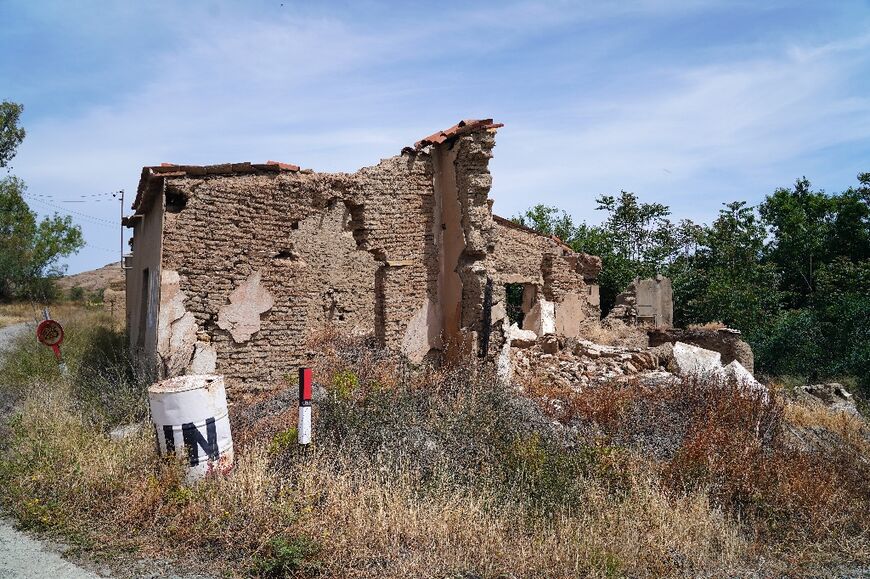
128 120 572 389
157 170 379 387
488 217 601 340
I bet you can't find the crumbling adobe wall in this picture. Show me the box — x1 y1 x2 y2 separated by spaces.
454 131 499 355
156 152 437 388
147 125 504 388
607 275 673 329
488 218 601 339
348 152 439 357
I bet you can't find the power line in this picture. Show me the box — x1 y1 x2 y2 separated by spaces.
24 190 120 202
23 195 118 227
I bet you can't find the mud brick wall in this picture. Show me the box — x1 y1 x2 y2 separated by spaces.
158 151 437 388
488 219 602 336
129 121 611 389
454 131 498 334
488 221 551 285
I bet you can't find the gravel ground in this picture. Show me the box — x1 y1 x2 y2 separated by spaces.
0 517 103 579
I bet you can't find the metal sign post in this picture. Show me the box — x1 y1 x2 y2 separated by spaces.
298 368 312 445
36 317 66 374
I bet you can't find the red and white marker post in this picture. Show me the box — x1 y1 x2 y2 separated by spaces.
298 367 312 445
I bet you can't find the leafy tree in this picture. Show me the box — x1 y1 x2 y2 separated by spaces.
759 176 870 307
512 172 870 395
512 204 578 244
0 101 26 169
0 177 84 300
0 103 83 301
595 191 672 266
682 202 783 332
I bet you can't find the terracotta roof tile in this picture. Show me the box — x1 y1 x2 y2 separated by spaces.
414 119 503 150
266 160 301 171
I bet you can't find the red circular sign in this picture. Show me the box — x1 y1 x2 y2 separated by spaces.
36 319 64 347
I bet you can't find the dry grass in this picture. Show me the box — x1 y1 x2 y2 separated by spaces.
580 318 648 348
1 314 868 577
0 380 745 578
524 374 870 568
0 303 34 328
784 402 870 448
0 301 107 329
686 321 727 331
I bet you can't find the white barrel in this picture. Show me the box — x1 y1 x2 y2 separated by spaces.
148 374 234 482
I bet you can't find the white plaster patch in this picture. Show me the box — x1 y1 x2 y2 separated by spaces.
401 297 441 363
497 329 514 384
540 300 555 335
157 269 185 360
490 300 507 324
524 299 556 335
189 342 218 374
157 269 199 377
217 271 275 343
166 311 198 376
498 323 537 383
554 292 585 337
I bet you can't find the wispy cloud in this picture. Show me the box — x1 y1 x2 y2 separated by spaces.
4 0 870 272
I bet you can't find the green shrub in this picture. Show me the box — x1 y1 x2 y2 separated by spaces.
68 286 85 302
269 427 298 455
330 369 358 399
251 536 320 577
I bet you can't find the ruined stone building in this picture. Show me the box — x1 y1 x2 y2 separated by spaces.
607 275 673 329
125 120 604 389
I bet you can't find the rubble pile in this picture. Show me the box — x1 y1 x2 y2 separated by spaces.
507 327 767 395
510 335 668 390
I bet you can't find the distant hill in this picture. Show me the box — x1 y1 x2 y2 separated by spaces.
57 262 125 293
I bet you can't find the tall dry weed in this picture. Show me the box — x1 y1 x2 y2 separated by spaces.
1 318 867 576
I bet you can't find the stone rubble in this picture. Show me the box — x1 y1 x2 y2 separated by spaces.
794 382 861 417
510 335 767 396
510 335 668 390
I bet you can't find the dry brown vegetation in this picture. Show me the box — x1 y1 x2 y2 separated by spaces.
0 301 106 329
1 313 868 577
578 318 648 348
686 321 727 331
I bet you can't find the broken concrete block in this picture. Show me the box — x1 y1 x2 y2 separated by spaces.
509 324 538 348
722 360 763 392
671 342 722 379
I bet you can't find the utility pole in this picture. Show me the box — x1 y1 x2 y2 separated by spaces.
118 189 124 268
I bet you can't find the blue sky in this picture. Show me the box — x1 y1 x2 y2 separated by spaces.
3 0 869 274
